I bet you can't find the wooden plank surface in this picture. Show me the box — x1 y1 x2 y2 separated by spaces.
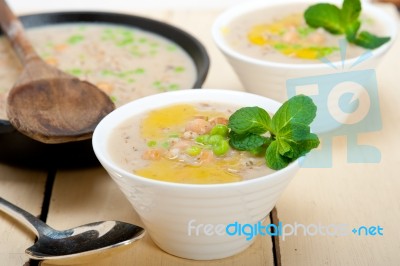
41 167 275 266
276 6 400 266
0 164 47 265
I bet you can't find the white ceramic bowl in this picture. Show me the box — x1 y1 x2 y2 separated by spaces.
212 0 397 133
92 89 301 260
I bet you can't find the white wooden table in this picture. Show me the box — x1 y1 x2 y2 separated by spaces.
1 2 399 265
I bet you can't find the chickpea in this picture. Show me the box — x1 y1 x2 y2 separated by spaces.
185 118 212 134
142 149 163 160
210 117 228 126
182 131 198 140
282 30 299 44
308 32 325 44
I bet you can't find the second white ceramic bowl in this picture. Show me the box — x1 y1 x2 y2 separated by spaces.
212 0 397 133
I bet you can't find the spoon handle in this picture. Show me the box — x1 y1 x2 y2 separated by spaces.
0 0 40 63
0 197 53 237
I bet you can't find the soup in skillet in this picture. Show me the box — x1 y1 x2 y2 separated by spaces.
0 23 197 120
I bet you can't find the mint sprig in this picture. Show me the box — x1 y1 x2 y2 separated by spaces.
304 0 390 49
228 95 320 170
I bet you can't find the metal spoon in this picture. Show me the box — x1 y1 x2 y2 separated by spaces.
0 197 145 261
0 0 115 144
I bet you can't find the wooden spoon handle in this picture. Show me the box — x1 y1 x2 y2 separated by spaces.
0 0 40 63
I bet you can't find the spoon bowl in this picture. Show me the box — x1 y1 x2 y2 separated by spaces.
0 0 115 144
0 197 145 262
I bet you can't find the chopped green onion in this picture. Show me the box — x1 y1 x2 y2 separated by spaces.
134 68 145 74
174 66 185 73
67 35 84 45
186 146 202 156
168 84 179 91
110 95 117 103
166 45 177 51
66 68 83 76
297 26 315 38
147 140 157 147
161 141 170 149
274 43 288 50
117 37 134 46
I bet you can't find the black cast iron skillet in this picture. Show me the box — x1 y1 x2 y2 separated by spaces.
0 11 209 168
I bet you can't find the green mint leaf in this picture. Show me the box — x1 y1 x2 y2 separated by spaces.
341 0 362 42
304 3 344 35
276 123 310 158
271 95 317 134
296 133 320 156
341 0 361 23
229 131 270 151
276 138 293 158
265 141 292 170
250 145 269 156
277 123 320 158
354 31 391 49
228 106 271 135
345 20 361 42
266 127 319 170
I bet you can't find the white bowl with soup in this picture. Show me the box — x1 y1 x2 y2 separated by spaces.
212 0 397 133
92 89 303 260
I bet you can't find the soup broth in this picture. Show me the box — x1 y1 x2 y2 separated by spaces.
223 3 383 63
0 23 197 120
108 103 274 184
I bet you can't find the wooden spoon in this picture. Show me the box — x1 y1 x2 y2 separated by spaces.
0 0 115 144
